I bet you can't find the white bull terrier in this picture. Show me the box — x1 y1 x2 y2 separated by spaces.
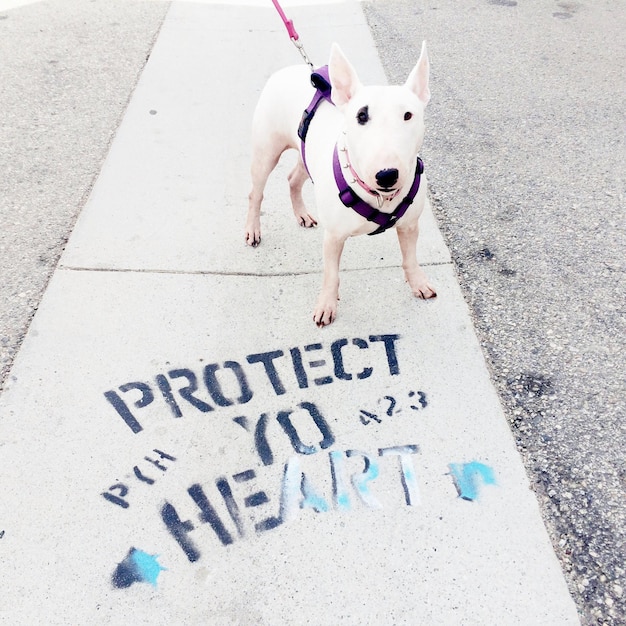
245 42 436 326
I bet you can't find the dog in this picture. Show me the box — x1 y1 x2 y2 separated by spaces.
245 41 436 326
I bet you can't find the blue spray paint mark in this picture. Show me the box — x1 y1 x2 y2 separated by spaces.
279 456 303 522
346 450 382 509
379 445 420 506
329 450 351 511
112 548 167 589
300 475 330 513
448 462 496 501
280 456 330 520
132 549 167 587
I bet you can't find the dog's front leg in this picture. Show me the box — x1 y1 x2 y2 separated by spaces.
396 225 437 299
313 232 346 326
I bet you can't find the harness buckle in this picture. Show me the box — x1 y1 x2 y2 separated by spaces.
339 188 380 226
298 109 313 142
310 71 332 98
338 186 360 207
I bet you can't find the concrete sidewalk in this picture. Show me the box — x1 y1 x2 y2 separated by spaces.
0 1 579 623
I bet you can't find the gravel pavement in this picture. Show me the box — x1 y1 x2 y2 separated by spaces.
363 1 625 623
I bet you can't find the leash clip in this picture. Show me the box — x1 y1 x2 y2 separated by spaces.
291 37 314 70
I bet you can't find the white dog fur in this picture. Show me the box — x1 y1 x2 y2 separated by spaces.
245 42 436 326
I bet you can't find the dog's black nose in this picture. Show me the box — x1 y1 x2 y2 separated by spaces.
375 168 399 189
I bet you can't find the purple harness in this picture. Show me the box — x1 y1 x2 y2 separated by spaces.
298 66 424 236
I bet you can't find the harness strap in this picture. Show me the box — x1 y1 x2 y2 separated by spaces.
333 146 424 235
298 66 332 175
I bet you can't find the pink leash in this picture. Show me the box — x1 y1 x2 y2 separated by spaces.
270 0 314 69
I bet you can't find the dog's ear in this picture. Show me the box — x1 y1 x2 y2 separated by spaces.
329 43 362 106
405 40 430 106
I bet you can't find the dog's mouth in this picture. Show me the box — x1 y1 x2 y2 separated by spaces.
376 186 401 201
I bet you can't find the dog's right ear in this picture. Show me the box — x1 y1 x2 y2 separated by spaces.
329 43 362 106
405 40 431 106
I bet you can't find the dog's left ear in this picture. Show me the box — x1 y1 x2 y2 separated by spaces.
329 43 363 106
405 40 430 106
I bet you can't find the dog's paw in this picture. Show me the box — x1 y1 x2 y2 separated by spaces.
294 209 318 229
405 268 437 299
245 231 261 247
244 218 262 247
313 295 338 327
292 198 317 228
413 283 437 299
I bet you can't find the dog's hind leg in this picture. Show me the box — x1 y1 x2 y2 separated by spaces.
396 224 437 299
288 158 317 228
245 136 285 247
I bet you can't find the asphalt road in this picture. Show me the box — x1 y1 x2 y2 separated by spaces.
362 0 626 623
0 0 624 624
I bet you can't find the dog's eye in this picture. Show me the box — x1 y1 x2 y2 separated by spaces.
356 106 369 125
404 111 413 121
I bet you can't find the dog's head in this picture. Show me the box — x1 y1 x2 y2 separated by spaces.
329 41 430 197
